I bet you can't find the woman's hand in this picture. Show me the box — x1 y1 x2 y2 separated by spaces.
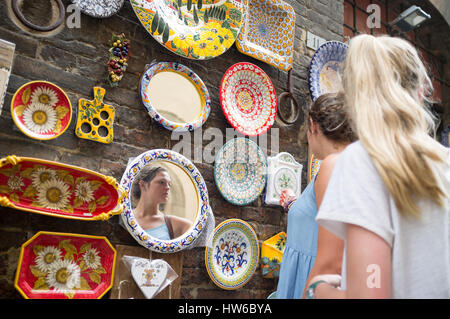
280 189 297 211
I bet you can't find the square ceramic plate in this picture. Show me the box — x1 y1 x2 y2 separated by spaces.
236 0 295 71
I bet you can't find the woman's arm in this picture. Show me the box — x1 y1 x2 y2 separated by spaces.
310 223 392 299
171 215 193 238
302 154 344 298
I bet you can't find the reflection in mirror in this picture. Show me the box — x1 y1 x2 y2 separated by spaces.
147 71 203 124
131 161 197 241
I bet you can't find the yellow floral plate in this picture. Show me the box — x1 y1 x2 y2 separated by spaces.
235 0 295 71
14 231 116 299
130 0 246 59
10 81 72 140
0 155 126 221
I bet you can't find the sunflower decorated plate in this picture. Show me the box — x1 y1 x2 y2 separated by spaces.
205 219 259 290
14 231 116 299
0 155 126 221
10 81 72 140
130 0 246 60
220 62 277 136
235 0 295 71
308 41 348 102
214 137 267 206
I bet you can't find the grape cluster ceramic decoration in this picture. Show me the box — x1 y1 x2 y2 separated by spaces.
107 33 130 86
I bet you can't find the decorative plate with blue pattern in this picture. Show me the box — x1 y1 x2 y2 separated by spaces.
214 138 267 206
308 41 348 102
205 219 259 290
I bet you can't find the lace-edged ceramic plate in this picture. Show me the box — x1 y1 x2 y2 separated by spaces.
205 219 259 290
214 137 267 206
10 81 72 140
236 0 295 71
308 41 348 102
71 0 125 18
14 231 116 299
220 62 277 136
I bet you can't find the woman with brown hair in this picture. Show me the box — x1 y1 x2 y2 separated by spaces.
276 92 357 299
132 166 192 240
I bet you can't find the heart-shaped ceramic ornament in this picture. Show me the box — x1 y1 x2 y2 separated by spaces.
131 258 168 299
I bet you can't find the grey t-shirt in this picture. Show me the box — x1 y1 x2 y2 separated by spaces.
316 141 450 298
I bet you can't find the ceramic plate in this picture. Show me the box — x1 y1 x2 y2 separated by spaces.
11 81 72 140
205 219 259 290
130 0 246 60
236 0 295 71
71 0 125 18
0 155 126 221
140 62 211 131
220 62 277 136
308 41 348 102
15 231 116 299
214 137 267 206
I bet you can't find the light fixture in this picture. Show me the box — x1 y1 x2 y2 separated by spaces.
390 5 431 33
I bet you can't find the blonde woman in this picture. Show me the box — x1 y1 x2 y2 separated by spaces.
306 34 450 299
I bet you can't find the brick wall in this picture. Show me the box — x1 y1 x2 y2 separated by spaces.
0 0 344 299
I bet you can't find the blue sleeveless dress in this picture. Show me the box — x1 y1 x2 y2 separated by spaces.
276 177 318 299
145 223 171 240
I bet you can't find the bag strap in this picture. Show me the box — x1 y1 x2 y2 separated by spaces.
164 214 174 240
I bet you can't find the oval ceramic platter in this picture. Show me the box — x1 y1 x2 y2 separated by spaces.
140 62 211 131
220 62 277 136
235 0 295 71
308 41 348 102
205 219 259 290
214 137 267 206
130 0 246 60
71 0 125 18
11 81 72 140
14 231 116 299
0 155 126 221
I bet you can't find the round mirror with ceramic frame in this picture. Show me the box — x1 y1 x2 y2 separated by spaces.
120 149 210 253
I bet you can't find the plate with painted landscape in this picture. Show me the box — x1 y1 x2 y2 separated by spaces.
14 231 116 299
205 219 259 290
130 0 246 59
10 81 72 140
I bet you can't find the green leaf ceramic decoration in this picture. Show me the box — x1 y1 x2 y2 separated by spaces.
264 152 302 206
75 87 115 144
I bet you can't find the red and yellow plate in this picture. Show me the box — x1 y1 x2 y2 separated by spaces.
11 81 72 140
14 231 116 299
0 155 125 221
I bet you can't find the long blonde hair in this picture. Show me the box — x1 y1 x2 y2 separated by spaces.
342 34 448 218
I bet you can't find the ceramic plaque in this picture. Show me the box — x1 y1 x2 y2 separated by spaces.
0 155 126 221
260 232 286 278
120 149 211 253
205 219 259 290
75 87 115 144
130 0 246 60
236 0 295 71
140 62 211 132
71 0 125 18
308 41 348 102
0 39 15 116
214 137 267 206
10 81 72 140
220 62 277 136
14 231 116 299
264 152 302 206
